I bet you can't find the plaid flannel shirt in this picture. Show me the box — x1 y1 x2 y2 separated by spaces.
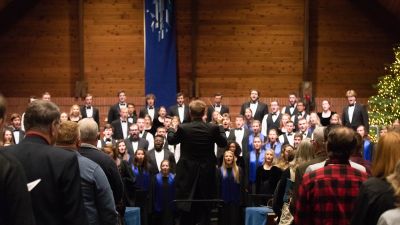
295 159 368 225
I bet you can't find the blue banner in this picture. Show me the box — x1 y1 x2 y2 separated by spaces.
145 0 177 108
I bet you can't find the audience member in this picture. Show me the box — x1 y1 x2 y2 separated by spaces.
377 161 400 225
0 95 35 225
56 121 117 225
356 125 373 161
78 118 124 221
6 100 88 225
295 127 368 225
351 131 400 225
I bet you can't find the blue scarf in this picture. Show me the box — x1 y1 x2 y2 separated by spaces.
249 150 265 183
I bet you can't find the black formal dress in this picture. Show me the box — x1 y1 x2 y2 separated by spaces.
255 165 282 195
167 118 227 225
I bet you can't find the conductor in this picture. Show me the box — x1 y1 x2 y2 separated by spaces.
167 100 227 225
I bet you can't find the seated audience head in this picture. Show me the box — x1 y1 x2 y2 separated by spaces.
326 127 357 161
24 100 60 145
294 139 314 165
356 125 367 137
78 118 99 145
372 132 400 178
312 126 326 152
56 121 80 148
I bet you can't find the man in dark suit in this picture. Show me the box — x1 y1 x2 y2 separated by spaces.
80 93 100 128
139 93 158 122
5 100 88 225
111 107 131 140
342 89 369 132
168 92 191 123
240 89 268 121
281 92 298 117
147 135 176 175
228 115 250 157
261 100 281 136
78 118 124 219
206 93 230 122
107 90 128 124
168 100 227 225
0 95 35 225
124 123 149 157
9 113 25 144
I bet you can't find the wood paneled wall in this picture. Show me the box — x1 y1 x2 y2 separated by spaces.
0 0 398 99
309 0 397 97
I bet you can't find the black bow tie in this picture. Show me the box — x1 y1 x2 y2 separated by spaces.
287 133 293 136
215 104 221 107
236 128 243 131
86 106 91 109
290 105 295 108
271 113 277 116
121 121 127 123
178 105 183 107
298 112 303 116
120 103 126 106
148 106 154 109
349 104 355 107
105 138 111 142
13 129 20 132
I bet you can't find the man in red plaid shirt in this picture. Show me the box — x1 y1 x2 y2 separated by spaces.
295 127 368 225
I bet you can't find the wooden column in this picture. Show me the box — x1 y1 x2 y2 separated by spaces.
190 0 198 98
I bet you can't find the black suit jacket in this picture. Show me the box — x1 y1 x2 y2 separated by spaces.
206 105 230 122
107 103 125 124
5 135 88 225
80 105 100 127
240 101 269 121
342 103 369 131
124 137 149 157
11 129 25 144
79 145 124 207
168 104 191 123
167 119 227 210
111 119 132 140
227 127 250 157
146 148 176 175
139 107 159 121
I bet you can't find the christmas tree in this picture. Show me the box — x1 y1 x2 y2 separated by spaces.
368 45 400 141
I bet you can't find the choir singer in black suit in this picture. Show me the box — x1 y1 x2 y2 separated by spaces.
167 100 227 225
342 89 369 132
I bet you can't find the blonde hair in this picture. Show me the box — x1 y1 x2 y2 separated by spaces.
292 139 314 169
346 89 357 97
372 132 400 178
386 161 400 203
221 151 240 183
